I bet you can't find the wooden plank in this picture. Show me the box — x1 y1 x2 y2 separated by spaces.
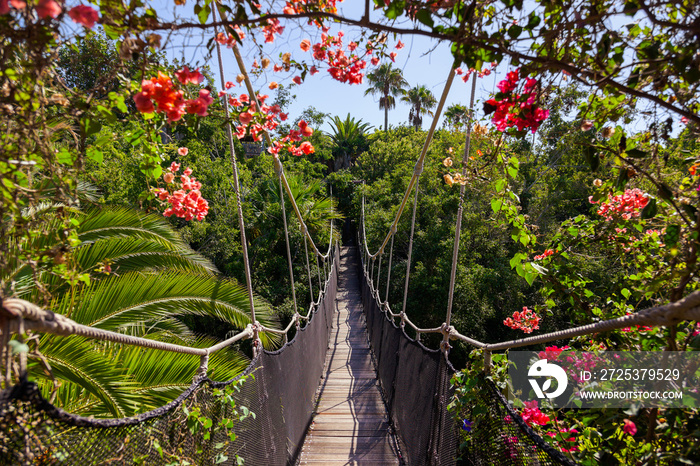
300 246 399 465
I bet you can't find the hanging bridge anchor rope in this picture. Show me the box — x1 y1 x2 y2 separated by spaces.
212 2 259 351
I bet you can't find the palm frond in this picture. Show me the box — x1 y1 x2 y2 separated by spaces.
37 334 140 417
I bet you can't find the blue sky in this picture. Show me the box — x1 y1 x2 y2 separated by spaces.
156 1 504 133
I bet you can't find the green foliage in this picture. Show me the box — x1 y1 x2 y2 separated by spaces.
11 207 277 417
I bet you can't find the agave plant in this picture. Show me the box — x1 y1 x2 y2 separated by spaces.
5 206 279 417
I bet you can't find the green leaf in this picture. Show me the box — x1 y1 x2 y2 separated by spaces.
385 1 405 19
197 4 211 23
625 148 647 158
526 13 541 29
82 117 102 137
584 145 600 171
658 183 674 201
664 224 681 247
508 25 522 38
640 198 657 219
86 147 103 164
416 9 434 27
616 168 629 189
57 147 76 165
491 198 503 213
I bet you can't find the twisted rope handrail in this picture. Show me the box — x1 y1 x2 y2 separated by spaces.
359 252 700 351
0 299 254 358
1 244 338 378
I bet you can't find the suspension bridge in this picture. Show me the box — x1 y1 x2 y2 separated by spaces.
3 32 700 466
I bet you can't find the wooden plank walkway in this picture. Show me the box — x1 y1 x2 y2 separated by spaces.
299 246 401 465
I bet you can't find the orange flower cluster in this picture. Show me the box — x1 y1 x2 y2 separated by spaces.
503 306 540 333
268 120 315 157
153 162 209 221
133 68 213 122
533 249 556 261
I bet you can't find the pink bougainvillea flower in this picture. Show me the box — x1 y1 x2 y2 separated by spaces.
521 400 550 426
133 91 155 113
185 89 214 117
299 141 315 155
389 52 397 62
534 249 556 261
36 0 61 18
293 76 302 85
169 162 180 173
239 111 253 126
175 66 204 85
589 188 649 221
623 419 637 436
298 120 313 137
300 39 311 51
2 0 25 12
68 4 99 28
178 147 188 156
371 57 380 66
504 307 540 333
681 116 689 124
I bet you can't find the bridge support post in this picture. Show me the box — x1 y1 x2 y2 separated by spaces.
483 350 492 375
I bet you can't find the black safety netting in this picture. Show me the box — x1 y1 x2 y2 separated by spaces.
0 247 339 466
359 256 576 466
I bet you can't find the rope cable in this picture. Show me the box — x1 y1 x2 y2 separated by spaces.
401 174 421 317
365 67 457 259
225 31 330 261
278 170 298 315
444 71 478 335
304 235 315 304
212 3 257 325
385 234 394 303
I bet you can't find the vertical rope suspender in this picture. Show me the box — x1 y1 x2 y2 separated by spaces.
211 4 259 341
443 72 478 356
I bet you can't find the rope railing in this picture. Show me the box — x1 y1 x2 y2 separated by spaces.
359 212 700 364
0 298 254 361
1 243 338 377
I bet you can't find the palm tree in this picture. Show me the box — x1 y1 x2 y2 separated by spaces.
364 64 408 132
326 114 373 170
444 103 469 130
4 206 279 417
401 85 437 129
